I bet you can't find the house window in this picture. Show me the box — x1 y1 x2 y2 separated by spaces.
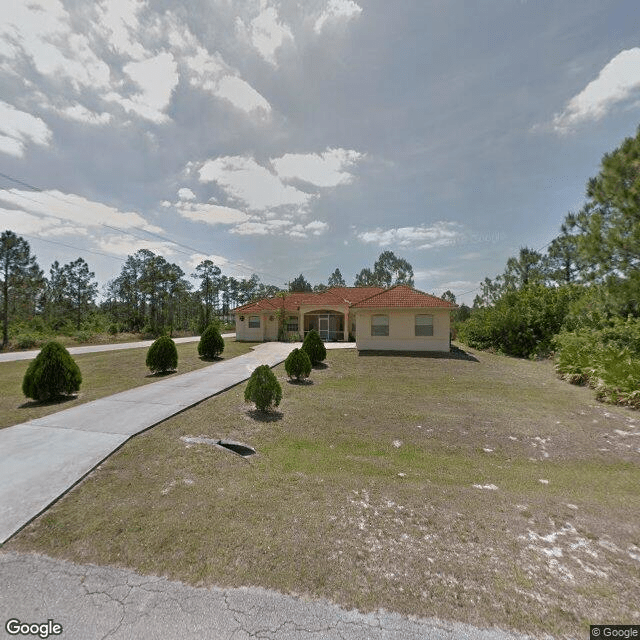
248 316 260 328
287 316 299 332
371 315 389 336
415 314 433 336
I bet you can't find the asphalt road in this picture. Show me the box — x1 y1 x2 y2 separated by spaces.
0 551 538 640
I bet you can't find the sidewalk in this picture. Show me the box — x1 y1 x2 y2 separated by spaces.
0 341 297 544
0 334 236 363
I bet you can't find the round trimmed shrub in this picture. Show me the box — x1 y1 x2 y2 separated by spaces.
301 329 326 365
284 348 311 381
198 324 225 359
244 364 282 412
146 335 178 373
22 341 82 401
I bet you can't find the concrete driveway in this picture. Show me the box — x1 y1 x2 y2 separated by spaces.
0 341 297 544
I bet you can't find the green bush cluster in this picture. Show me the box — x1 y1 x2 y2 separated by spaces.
284 348 311 381
244 364 282 411
198 324 225 359
554 317 640 408
457 285 575 358
146 335 178 373
22 341 82 401
301 329 326 365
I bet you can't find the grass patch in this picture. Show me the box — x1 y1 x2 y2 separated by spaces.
6 346 640 638
0 339 258 429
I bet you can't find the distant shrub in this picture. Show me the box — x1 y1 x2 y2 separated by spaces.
554 317 640 408
458 284 574 358
244 364 282 412
22 341 82 401
301 329 326 365
198 324 225 359
74 330 94 343
108 323 119 335
146 335 178 373
15 334 39 350
285 348 311 381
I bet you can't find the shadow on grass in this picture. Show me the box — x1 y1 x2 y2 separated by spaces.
19 394 78 409
199 355 223 363
286 378 314 386
357 346 479 362
312 362 329 370
246 409 284 422
145 370 178 378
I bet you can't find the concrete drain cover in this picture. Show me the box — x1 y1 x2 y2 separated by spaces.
180 436 256 457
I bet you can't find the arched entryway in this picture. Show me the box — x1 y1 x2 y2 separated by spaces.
303 310 345 341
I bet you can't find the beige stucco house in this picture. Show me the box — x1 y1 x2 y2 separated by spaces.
233 285 456 352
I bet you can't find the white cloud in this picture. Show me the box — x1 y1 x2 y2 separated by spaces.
60 104 111 125
0 0 111 90
97 235 176 257
106 52 178 123
231 221 271 235
176 202 249 225
0 100 52 157
304 220 329 235
95 0 148 60
184 45 271 115
552 48 640 132
187 252 229 270
177 188 196 201
314 0 363 33
272 148 363 187
198 155 312 210
215 75 272 114
0 207 86 237
0 189 163 236
248 5 293 65
230 217 327 238
357 221 463 249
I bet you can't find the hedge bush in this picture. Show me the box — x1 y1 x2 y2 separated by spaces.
244 364 282 411
554 317 640 408
301 329 326 365
457 284 574 358
146 335 178 373
22 341 82 401
198 324 225 359
285 347 311 381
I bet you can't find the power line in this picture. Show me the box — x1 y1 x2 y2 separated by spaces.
0 170 289 284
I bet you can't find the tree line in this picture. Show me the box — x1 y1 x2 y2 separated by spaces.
0 229 417 349
456 123 640 407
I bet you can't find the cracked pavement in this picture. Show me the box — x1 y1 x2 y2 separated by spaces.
0 552 537 640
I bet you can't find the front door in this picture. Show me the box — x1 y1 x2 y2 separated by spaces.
319 315 329 341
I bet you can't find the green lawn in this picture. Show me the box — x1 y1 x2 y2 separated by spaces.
0 338 258 429
6 346 640 638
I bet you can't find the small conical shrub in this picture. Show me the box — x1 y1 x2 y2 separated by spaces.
285 347 311 381
244 364 282 412
146 335 178 373
22 341 82 401
301 329 326 365
198 324 225 359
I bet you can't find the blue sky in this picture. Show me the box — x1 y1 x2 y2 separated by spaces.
1 0 639 304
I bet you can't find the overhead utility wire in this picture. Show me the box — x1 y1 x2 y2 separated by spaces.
0 170 288 284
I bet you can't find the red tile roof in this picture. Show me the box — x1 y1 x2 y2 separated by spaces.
350 285 457 309
233 285 455 313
